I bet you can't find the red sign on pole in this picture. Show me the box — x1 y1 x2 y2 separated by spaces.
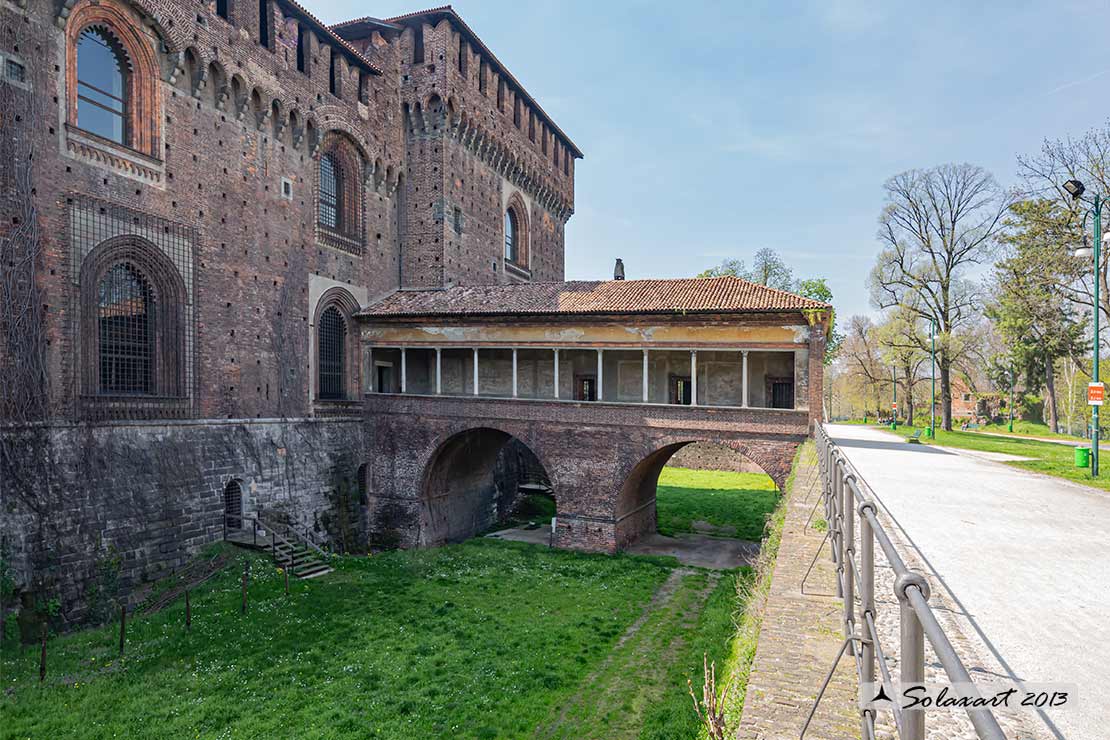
892 402 898 410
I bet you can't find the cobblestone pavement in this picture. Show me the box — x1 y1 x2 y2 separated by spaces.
738 444 859 740
828 424 1108 740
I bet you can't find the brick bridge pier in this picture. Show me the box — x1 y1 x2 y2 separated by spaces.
364 394 809 553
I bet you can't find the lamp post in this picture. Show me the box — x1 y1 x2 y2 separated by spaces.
1009 364 1014 434
929 319 936 438
891 364 898 430
1065 179 1105 477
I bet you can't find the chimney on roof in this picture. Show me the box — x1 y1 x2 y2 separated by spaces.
613 258 625 281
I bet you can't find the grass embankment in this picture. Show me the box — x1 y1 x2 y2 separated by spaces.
2 468 784 739
886 425 1110 491
656 468 780 541
978 419 1088 442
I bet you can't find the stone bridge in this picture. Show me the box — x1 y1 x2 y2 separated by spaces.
363 394 810 553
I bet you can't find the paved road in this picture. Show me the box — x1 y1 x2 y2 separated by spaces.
827 424 1110 740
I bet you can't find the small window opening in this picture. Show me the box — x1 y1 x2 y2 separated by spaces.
6 58 25 83
413 25 424 64
329 51 338 97
216 0 230 20
258 0 271 48
296 26 307 73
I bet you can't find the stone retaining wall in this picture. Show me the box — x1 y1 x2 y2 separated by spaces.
1 418 364 625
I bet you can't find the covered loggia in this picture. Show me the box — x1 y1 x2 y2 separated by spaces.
614 440 780 566
419 428 554 546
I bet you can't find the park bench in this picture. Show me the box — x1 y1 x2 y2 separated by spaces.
907 429 923 444
960 422 981 431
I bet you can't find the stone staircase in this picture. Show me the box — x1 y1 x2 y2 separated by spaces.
225 514 333 579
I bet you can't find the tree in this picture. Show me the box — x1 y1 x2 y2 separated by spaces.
698 258 748 279
1017 120 1110 346
875 307 929 426
698 248 793 291
868 163 1014 430
987 200 1086 433
839 315 889 416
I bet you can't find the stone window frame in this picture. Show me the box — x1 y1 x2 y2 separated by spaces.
313 288 361 402
65 0 161 159
79 235 188 404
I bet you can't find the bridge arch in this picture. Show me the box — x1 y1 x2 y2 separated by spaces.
419 426 556 546
614 436 797 550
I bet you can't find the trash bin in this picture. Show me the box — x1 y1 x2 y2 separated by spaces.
1075 447 1090 468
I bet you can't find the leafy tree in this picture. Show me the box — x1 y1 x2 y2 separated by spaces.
868 163 1014 430
698 248 793 291
839 315 889 416
1017 120 1110 348
698 258 748 279
875 307 929 426
987 199 1086 433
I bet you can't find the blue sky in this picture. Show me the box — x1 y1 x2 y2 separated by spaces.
318 1 1110 319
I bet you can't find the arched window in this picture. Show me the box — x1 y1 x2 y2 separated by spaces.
504 208 519 263
97 262 153 393
76 27 128 144
80 235 188 410
317 136 365 254
319 152 341 230
318 305 346 400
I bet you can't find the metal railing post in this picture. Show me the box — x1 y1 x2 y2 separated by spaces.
833 457 845 597
897 574 929 740
858 497 876 735
842 473 856 635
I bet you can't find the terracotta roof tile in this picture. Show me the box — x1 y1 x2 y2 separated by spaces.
359 276 829 319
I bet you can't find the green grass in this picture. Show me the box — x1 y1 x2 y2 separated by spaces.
886 425 1110 491
978 419 1089 442
656 468 779 541
2 541 678 740
1 537 760 740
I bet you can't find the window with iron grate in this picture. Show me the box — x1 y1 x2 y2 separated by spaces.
319 152 340 229
318 306 346 400
317 137 365 254
97 262 154 394
224 480 243 530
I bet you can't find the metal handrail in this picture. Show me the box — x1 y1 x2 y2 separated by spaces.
809 424 1007 740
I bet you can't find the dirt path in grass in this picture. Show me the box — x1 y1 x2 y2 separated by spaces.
536 567 719 740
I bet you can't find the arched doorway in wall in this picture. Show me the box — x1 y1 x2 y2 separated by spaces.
419 428 554 546
615 441 781 565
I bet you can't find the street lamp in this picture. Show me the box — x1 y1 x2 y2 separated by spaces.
1067 179 1105 476
929 320 937 438
1009 364 1014 433
891 364 898 430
